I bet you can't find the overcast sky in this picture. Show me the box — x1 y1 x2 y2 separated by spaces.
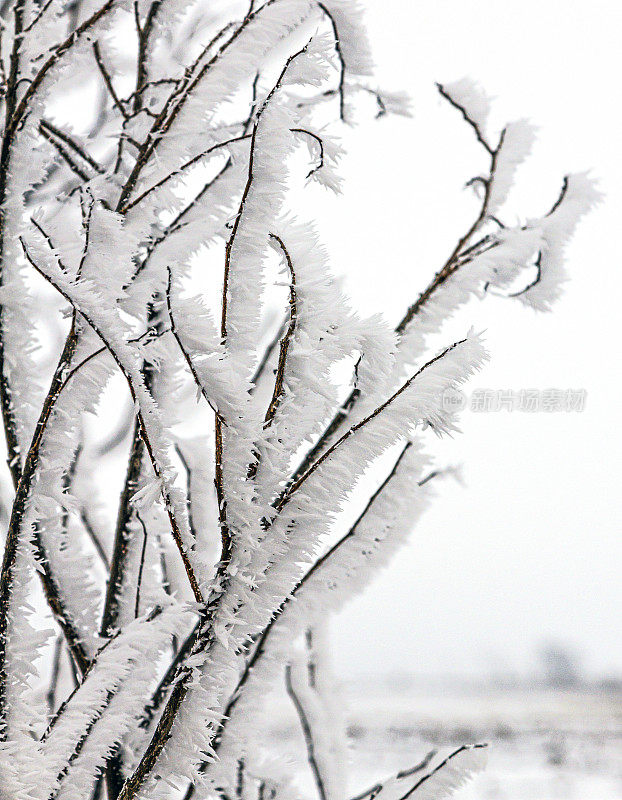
312 0 622 680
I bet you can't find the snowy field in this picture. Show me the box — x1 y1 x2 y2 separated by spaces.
266 679 622 800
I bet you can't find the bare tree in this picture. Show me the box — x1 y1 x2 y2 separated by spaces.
0 2 596 799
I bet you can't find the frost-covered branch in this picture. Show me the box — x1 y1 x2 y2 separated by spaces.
0 3 595 798
285 660 329 800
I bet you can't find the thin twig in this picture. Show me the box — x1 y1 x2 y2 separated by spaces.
202 443 413 775
134 512 149 618
396 87 505 334
349 751 436 800
92 41 128 120
39 119 105 174
174 444 198 540
399 745 488 800
133 1 163 114
20 241 204 606
123 133 251 212
284 663 328 800
60 442 82 541
23 0 56 32
80 510 110 571
137 619 200 731
247 233 297 480
133 158 233 282
508 251 542 297
291 127 324 178
236 758 245 800
46 634 64 717
30 217 71 273
272 340 467 516
436 82 493 154
77 192 95 279
263 235 297 427
39 125 92 182
165 269 224 424
250 316 288 392
283 88 505 491
317 3 347 121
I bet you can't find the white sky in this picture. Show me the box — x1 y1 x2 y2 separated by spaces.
314 0 622 680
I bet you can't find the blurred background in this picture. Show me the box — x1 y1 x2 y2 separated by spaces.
280 1 622 797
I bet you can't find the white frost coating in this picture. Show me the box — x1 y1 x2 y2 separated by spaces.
273 442 431 622
282 41 332 89
393 225 545 376
256 332 487 578
360 745 488 800
130 638 237 798
440 78 491 140
78 204 142 302
167 285 265 583
41 604 192 799
19 237 207 593
188 336 486 767
19 208 149 648
487 119 537 216
286 647 343 800
306 128 345 193
29 335 113 658
250 216 397 510
213 443 432 776
0 330 120 758
0 0 130 459
201 336 488 729
222 102 298 373
1 120 49 456
318 0 374 79
375 89 412 117
128 0 315 201
514 172 601 311
140 158 246 276
0 2 595 796
0 535 50 800
170 290 254 418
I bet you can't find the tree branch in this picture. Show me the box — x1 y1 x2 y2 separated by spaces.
122 133 252 213
317 3 347 121
272 340 466 516
40 119 105 175
283 89 506 489
247 233 297 480
0 326 86 736
192 443 414 787
134 511 149 618
20 241 204 606
284 662 328 800
115 0 278 211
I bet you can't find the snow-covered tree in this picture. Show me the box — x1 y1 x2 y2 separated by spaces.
0 2 596 799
